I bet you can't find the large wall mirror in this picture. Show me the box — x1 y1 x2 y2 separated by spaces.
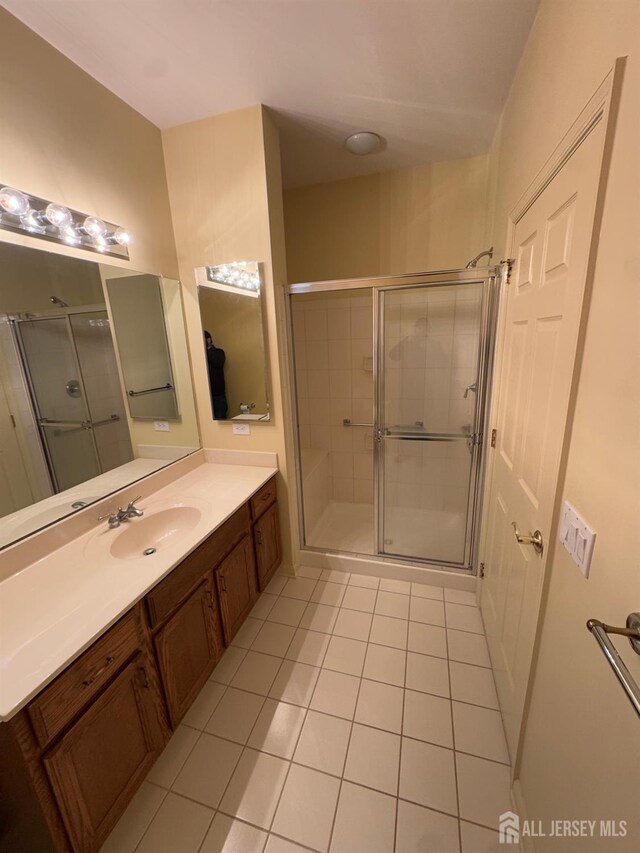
0 241 200 550
195 262 270 422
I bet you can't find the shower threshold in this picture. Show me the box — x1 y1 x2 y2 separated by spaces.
304 499 476 586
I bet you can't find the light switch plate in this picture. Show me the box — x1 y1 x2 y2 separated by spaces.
232 423 251 435
559 501 596 578
153 421 170 432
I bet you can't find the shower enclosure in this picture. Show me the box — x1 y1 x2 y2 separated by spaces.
12 306 133 493
289 267 501 573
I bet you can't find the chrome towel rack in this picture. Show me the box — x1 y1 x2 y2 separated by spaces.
343 419 374 428
128 383 174 397
586 612 640 717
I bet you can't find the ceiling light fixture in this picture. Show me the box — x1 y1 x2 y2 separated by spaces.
0 184 131 259
344 131 383 155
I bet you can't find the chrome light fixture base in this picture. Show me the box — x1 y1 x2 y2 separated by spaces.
0 184 131 260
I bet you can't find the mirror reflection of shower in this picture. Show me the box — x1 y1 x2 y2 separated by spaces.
9 304 133 495
11 300 133 492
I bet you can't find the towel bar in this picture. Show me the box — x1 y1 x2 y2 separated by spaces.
586 612 640 717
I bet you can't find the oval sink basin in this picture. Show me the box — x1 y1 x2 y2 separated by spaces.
109 506 202 560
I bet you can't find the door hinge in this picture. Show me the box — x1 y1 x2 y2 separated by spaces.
10 414 16 428
479 562 485 578
490 429 497 448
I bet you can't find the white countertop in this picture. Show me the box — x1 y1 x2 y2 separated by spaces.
0 461 276 722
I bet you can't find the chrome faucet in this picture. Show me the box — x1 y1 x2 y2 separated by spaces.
98 497 144 529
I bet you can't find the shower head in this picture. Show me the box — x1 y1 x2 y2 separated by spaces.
50 296 69 307
465 247 494 269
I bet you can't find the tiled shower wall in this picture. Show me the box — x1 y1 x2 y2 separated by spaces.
293 290 374 526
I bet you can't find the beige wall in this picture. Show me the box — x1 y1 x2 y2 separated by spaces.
485 1 640 847
283 155 490 283
0 8 191 455
162 105 294 568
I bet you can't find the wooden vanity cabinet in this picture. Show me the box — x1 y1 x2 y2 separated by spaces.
253 501 282 591
1 477 283 853
153 576 224 726
43 652 167 853
251 477 282 591
0 604 170 853
215 535 258 643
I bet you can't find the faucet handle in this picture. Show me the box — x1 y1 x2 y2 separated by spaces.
125 496 144 518
97 509 121 527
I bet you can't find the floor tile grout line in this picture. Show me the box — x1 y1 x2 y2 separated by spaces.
135 778 509 852
193 809 218 853
325 583 383 852
394 608 410 852
443 601 465 853
128 782 169 853
260 581 333 849
200 610 307 838
147 772 507 843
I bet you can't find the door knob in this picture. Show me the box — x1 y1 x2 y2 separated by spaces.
512 522 544 556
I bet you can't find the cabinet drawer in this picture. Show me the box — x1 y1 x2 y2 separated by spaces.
28 608 141 749
146 503 250 628
250 477 277 520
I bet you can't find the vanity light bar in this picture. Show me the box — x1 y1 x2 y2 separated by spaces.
206 262 260 292
0 185 131 260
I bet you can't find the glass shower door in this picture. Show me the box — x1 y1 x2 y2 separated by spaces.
377 282 485 566
17 317 101 491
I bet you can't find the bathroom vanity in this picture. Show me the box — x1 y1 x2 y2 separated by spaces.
0 463 282 853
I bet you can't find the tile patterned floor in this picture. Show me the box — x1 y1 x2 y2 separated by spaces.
102 570 511 853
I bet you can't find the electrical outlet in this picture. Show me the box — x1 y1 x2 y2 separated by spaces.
559 501 596 578
232 423 251 435
153 421 170 432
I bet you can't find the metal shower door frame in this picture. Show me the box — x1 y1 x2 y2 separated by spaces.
288 265 502 574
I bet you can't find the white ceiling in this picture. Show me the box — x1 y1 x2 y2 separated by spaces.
2 0 540 187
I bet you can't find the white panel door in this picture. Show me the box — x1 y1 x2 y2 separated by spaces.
481 120 608 759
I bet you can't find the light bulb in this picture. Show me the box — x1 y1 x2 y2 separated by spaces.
94 234 108 252
113 227 131 246
45 203 72 228
83 215 107 238
0 187 30 216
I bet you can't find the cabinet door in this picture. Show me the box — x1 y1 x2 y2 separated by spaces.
216 535 258 644
43 653 167 853
254 502 282 591
154 578 224 727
